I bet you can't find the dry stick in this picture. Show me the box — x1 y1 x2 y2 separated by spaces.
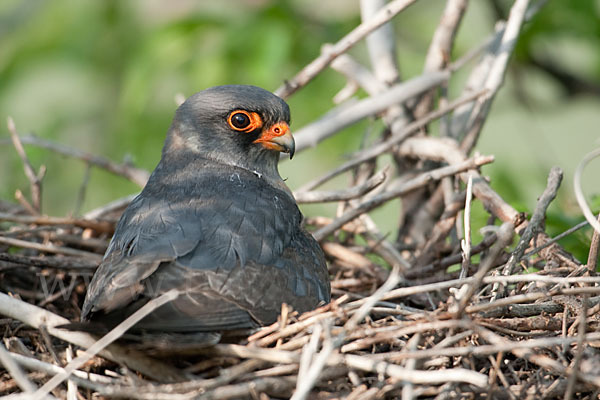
490 167 564 302
274 0 418 99
341 354 487 388
7 118 43 213
507 167 563 275
564 294 588 400
371 274 600 307
30 289 180 400
294 168 386 204
83 194 137 220
197 377 296 400
293 265 404 398
466 288 600 315
401 333 421 400
298 89 487 192
73 163 92 217
344 264 403 332
375 332 600 364
476 327 600 390
291 321 334 400
449 22 505 139
0 292 187 382
296 323 323 393
292 70 449 154
413 0 468 118
0 341 38 394
313 152 494 241
454 222 514 316
0 134 150 187
360 0 400 86
0 253 97 270
8 352 116 387
0 236 102 261
574 147 600 234
330 54 387 96
359 0 408 132
14 189 38 216
460 0 531 154
0 212 114 233
405 232 497 280
460 173 474 279
64 346 77 400
524 220 589 258
586 213 600 273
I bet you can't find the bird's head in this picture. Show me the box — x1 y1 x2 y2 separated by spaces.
164 85 294 178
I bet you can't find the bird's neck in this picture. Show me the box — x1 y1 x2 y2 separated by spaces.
159 145 291 196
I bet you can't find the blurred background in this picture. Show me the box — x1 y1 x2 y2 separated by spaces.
1 0 599 260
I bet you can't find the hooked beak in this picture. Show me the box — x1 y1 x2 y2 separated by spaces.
253 122 295 159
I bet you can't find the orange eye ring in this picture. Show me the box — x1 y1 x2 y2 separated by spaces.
227 110 263 133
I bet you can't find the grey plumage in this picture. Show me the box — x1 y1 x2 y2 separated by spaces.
80 85 330 337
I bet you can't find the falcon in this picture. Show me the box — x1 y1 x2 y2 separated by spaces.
80 85 330 342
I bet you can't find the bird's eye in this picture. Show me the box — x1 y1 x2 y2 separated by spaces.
227 110 263 132
231 113 250 129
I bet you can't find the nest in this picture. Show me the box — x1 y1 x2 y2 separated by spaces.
2 1 600 399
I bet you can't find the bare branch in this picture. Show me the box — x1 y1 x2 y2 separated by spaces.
275 0 418 98
7 117 42 213
292 70 449 153
294 168 387 203
0 134 150 187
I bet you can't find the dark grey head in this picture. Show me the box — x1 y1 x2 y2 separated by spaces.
163 85 293 178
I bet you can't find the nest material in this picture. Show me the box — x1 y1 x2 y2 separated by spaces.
2 1 600 399
1 181 599 400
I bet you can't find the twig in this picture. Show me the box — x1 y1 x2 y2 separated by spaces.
83 194 137 220
73 163 92 216
341 354 487 387
294 168 386 204
14 189 38 216
7 117 42 213
0 212 114 233
376 331 600 364
292 70 449 153
297 89 487 192
413 0 467 118
524 220 589 257
344 264 403 332
31 289 180 400
574 147 600 233
275 0 418 98
453 222 514 316
459 0 532 153
360 0 400 86
0 236 103 261
331 54 387 97
0 134 150 187
313 152 494 241
291 321 334 400
460 173 473 279
0 292 188 382
586 214 600 273
506 167 563 275
564 294 588 400
401 333 420 400
0 341 38 394
0 253 97 270
65 346 77 400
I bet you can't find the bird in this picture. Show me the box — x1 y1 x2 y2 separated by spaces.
79 85 330 344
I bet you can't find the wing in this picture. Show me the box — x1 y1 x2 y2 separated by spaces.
82 161 330 332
